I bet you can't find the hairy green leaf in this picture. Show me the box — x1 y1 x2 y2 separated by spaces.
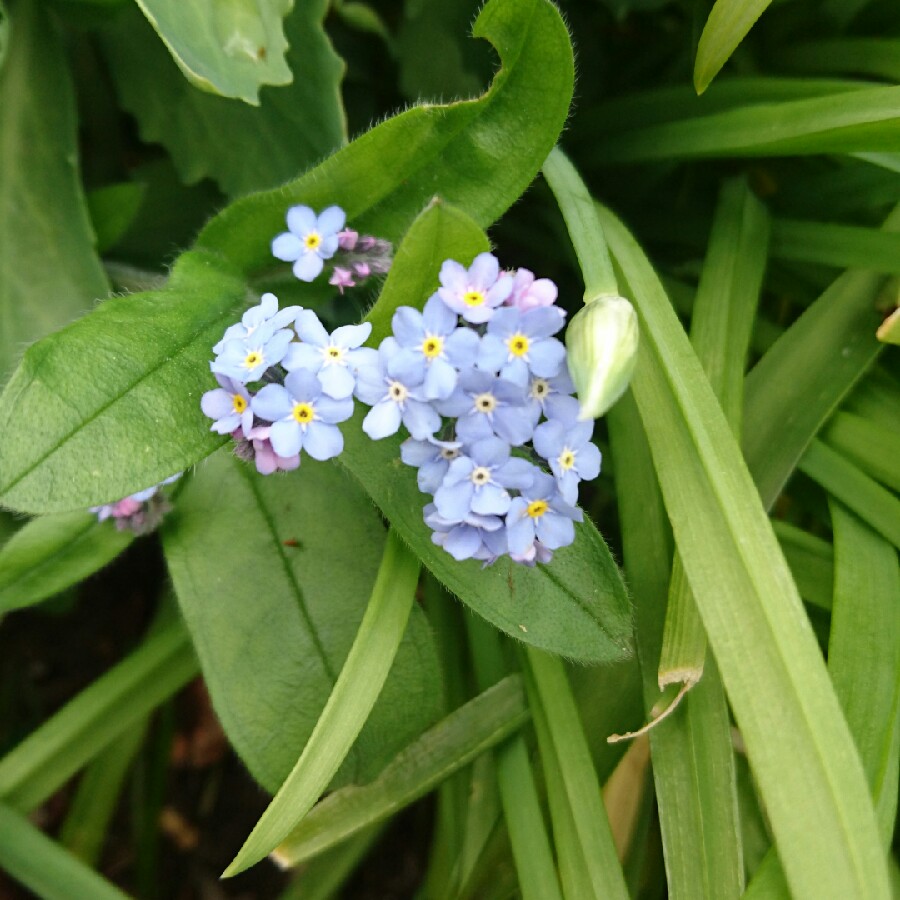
133 0 292 104
163 450 441 794
0 0 108 384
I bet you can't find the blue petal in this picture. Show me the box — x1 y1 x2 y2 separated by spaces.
443 456 475 487
400 438 437 468
201 389 234 420
402 400 441 439
317 205 346 235
346 346 378 371
486 307 519 338
252 384 293 422
532 420 565 461
264 329 294 366
523 307 565 338
422 294 458 334
304 422 344 460
424 357 458 400
418 459 449 494
444 327 479 368
316 394 354 423
270 420 303 457
363 401 402 439
470 436 509 467
210 413 240 434
476 334 508 373
318 365 355 399
576 442 602 480
332 322 372 350
319 235 339 258
443 526 482 561
528 339 566 378
492 407 534 446
439 259 467 291
499 358 530 387
272 232 302 262
286 205 317 235
471 483 511 516
558 471 580 506
283 342 323 372
506 515 535 556
284 368 322 401
355 366 387 405
387 349 425 386
535 513 575 550
434 481 475 523
295 309 330 346
469 252 499 288
434 387 470 418
392 307 425 347
293 253 324 282
455 413 494 444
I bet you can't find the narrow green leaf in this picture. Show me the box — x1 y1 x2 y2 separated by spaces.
0 250 246 513
591 85 900 163
598 205 889 899
0 0 108 383
694 0 774 94
0 512 133 615
0 802 130 900
86 182 147 255
273 676 528 868
133 0 292 104
224 529 421 875
773 521 834 611
771 219 900 273
799 439 900 551
163 449 440 793
524 648 629 899
822 410 900 492
195 0 574 274
782 39 900 83
0 621 197 812
742 203 900 510
103 0 346 197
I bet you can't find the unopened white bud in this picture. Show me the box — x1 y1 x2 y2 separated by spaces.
565 295 639 420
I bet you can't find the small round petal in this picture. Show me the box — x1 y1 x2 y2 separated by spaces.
402 400 442 440
286 205 318 234
536 513 575 550
434 481 475 523
363 401 402 439
293 253 325 282
332 322 372 349
491 406 535 446
252 384 293 422
201 388 235 420
400 438 439 467
270 419 303 457
272 232 303 262
471 483 511 516
283 342 323 372
284 368 323 400
469 252 500 287
443 526 482 561
317 205 346 235
476 334 508 373
423 357 458 400
438 259 467 291
577 442 603 481
304 422 344 460
295 309 331 346
355 367 388 405
527 339 566 377
318 364 356 399
392 307 426 347
444 328 480 368
422 294 458 334
315 393 355 423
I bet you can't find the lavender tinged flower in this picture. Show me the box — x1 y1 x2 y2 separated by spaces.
283 310 377 399
506 472 582 556
211 323 293 384
400 437 463 494
437 252 512 324
432 438 538 521
90 473 182 534
355 338 441 440
424 504 507 562
524 365 579 428
477 307 567 386
201 375 254 435
213 292 301 355
235 426 301 475
505 268 560 313
391 296 480 399
251 369 353 460
533 411 602 505
272 205 346 282
436 369 532 446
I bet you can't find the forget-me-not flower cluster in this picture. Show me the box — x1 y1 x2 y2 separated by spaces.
353 251 602 567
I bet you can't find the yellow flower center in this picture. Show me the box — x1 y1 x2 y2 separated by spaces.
292 402 315 424
471 466 491 485
388 381 409 403
508 333 530 357
530 378 549 399
559 449 576 471
421 336 443 359
244 350 263 370
474 393 497 413
526 500 549 519
463 290 486 307
304 232 322 251
324 345 344 363
232 394 248 414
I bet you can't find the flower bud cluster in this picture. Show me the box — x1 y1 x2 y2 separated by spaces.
90 473 182 534
353 252 602 567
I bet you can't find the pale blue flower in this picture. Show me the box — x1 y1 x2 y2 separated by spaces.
400 437 463 494
477 307 566 386
390 296 480 399
283 310 377 399
201 374 254 435
505 472 582 556
524 364 578 428
251 369 353 460
432 438 537 522
437 253 513 324
436 369 531 446
211 324 293 383
272 205 346 282
533 409 602 505
355 338 441 440
424 503 508 562
213 292 301 354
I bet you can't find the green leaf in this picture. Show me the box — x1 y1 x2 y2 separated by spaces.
823 410 900 492
771 219 900 274
0 512 133 615
591 85 900 163
273 676 528 868
0 250 245 513
195 0 575 272
694 0 774 94
133 0 292 104
0 0 108 384
598 205 890 899
223 528 424 874
163 450 441 795
782 39 900 83
0 801 130 900
86 182 147 254
773 521 834 611
103 0 346 196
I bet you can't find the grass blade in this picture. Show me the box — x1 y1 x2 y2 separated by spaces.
822 411 900 492
773 521 834 611
694 0 774 93
771 219 900 273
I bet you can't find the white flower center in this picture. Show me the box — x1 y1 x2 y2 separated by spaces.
471 466 492 486
388 381 409 403
474 392 497 413
322 345 345 366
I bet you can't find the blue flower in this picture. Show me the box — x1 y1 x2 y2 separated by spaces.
524 364 579 428
533 411 602 505
477 307 566 386
272 205 346 282
213 292 301 355
390 296 479 399
201 374 254 435
400 437 463 494
211 322 294 384
355 338 442 440
283 310 377 399
424 503 508 562
432 437 537 521
437 253 513 324
251 369 353 460
436 369 532 446
505 472 582 556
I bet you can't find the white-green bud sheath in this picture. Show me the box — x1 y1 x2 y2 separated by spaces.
565 295 639 420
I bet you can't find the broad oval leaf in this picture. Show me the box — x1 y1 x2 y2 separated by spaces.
134 0 292 104
162 449 442 793
0 512 133 615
